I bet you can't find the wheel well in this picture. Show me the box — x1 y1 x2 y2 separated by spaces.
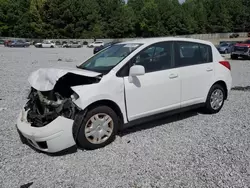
213 81 228 99
85 100 124 125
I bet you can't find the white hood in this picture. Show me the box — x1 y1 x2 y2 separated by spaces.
28 68 101 91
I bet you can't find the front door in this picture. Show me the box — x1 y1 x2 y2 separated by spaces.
124 41 181 121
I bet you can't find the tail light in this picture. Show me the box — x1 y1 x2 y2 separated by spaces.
219 61 231 70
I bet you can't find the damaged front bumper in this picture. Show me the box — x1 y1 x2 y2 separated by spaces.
16 87 80 153
16 68 102 153
17 108 76 153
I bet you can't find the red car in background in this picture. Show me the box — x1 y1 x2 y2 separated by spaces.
4 40 12 47
231 39 250 60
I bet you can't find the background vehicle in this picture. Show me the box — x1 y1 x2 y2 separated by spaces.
9 40 30 47
25 40 31 45
0 39 4 45
93 42 119 54
83 41 88 45
229 33 239 38
33 40 42 46
217 42 235 54
248 32 250 37
35 40 56 48
231 39 250 59
4 40 12 46
55 41 61 45
87 41 104 48
17 38 232 153
62 41 82 48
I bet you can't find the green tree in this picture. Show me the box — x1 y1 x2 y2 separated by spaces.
139 0 161 37
0 0 249 38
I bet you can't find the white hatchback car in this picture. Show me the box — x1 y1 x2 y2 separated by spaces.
35 40 56 48
87 41 104 48
16 37 232 153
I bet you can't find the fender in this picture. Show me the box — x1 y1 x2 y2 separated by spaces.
71 79 128 124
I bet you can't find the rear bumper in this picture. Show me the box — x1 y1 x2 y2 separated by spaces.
16 108 76 153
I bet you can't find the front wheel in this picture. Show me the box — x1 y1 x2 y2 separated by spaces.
75 106 119 150
204 84 225 114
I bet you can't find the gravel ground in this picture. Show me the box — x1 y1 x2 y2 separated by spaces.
0 46 250 188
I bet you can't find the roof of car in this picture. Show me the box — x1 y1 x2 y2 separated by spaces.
119 37 213 46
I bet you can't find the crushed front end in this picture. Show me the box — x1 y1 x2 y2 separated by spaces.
16 88 80 153
25 88 80 128
16 69 102 153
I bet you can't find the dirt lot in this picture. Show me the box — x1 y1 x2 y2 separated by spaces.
0 46 250 188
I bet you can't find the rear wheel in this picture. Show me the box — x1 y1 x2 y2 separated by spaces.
75 106 119 150
204 84 225 114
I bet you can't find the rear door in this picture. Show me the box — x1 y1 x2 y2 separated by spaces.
174 41 214 107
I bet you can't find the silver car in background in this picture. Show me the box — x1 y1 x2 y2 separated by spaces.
217 42 235 54
62 41 82 48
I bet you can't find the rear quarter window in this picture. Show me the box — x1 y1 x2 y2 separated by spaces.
199 43 213 63
175 41 213 67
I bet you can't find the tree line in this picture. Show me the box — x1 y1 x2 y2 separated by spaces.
0 0 250 39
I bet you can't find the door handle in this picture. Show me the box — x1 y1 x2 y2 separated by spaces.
206 67 213 72
169 73 178 79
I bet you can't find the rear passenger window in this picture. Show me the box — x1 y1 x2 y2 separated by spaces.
175 41 212 67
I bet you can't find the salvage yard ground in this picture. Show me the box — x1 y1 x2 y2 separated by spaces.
0 46 250 188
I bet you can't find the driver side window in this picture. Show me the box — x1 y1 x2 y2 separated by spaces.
133 42 173 73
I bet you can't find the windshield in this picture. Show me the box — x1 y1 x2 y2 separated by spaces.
78 43 142 74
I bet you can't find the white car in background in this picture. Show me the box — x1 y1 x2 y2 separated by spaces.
87 41 104 48
35 40 56 48
16 37 232 153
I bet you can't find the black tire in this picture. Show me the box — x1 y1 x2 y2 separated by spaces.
75 106 119 150
204 84 225 114
50 45 54 48
231 54 238 60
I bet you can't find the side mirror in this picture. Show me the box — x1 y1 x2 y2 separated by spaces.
129 65 145 76
128 65 145 83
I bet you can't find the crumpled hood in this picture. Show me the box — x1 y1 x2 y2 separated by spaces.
28 67 102 91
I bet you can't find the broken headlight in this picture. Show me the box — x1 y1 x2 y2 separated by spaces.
70 92 79 101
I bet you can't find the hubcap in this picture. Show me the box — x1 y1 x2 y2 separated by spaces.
210 89 224 110
84 113 114 144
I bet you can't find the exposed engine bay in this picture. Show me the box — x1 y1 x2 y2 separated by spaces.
25 73 101 127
